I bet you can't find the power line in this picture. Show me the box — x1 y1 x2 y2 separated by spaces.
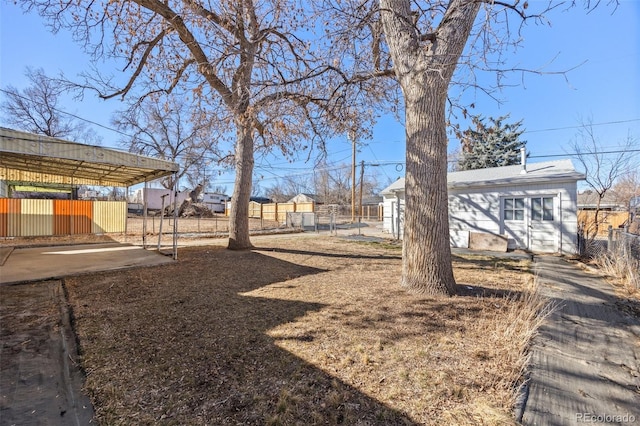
3 88 639 181
529 149 640 159
4 86 639 144
523 118 640 134
0 88 134 140
360 147 640 166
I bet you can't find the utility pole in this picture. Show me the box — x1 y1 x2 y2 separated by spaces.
359 160 365 221
350 130 356 222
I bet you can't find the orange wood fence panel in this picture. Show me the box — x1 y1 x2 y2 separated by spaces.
0 199 22 237
72 200 93 234
53 200 71 235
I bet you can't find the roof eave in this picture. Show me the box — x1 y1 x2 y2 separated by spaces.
448 172 585 189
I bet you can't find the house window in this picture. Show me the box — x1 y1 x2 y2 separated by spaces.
504 197 524 221
532 197 554 221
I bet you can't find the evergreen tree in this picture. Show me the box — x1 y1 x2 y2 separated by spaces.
458 115 526 171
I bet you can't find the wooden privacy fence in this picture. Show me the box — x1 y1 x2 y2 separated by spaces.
578 210 629 237
0 199 126 237
240 201 383 222
247 201 314 222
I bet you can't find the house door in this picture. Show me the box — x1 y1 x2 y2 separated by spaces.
502 196 559 253
529 196 558 253
502 197 528 250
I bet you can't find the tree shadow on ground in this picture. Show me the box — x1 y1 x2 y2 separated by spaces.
455 283 524 299
62 246 418 425
258 246 402 261
452 254 532 274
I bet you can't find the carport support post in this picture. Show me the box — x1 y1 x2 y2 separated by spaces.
125 186 129 240
70 177 75 237
158 193 169 251
172 173 179 260
143 181 148 249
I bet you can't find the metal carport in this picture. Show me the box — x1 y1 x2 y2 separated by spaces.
0 127 181 258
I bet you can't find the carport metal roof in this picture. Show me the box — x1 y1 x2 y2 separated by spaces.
0 127 179 187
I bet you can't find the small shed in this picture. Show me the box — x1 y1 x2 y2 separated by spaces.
381 159 585 254
288 193 319 204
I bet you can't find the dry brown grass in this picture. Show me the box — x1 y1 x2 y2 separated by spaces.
593 250 640 299
64 236 544 425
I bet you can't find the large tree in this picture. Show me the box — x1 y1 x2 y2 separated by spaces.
17 0 375 249
323 0 608 295
612 170 640 212
457 115 526 171
1 67 100 143
379 0 481 294
570 120 638 241
112 95 219 190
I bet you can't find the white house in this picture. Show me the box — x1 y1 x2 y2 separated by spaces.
201 192 229 213
381 159 585 254
129 187 190 210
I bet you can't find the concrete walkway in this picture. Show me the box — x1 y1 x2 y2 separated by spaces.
518 256 640 425
0 243 174 285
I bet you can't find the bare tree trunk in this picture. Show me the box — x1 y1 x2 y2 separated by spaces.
593 199 602 240
402 79 456 294
380 0 480 296
228 118 255 250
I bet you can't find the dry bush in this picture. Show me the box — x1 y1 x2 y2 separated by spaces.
595 249 640 297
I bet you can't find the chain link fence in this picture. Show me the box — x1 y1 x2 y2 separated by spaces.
578 225 640 290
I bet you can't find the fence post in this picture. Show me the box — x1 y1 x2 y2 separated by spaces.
607 225 613 251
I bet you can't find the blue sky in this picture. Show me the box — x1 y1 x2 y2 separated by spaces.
1 1 639 192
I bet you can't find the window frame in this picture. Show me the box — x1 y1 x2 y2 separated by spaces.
531 196 554 221
503 197 525 221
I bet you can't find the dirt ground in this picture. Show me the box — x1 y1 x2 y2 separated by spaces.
0 280 94 425
1 233 540 425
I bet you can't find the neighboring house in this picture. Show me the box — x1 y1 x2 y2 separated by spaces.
577 190 630 236
381 159 585 254
129 187 190 210
201 192 229 213
577 190 627 211
249 196 273 203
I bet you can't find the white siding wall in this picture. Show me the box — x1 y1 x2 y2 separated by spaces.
382 191 405 239
559 181 580 255
382 180 580 254
448 192 501 248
